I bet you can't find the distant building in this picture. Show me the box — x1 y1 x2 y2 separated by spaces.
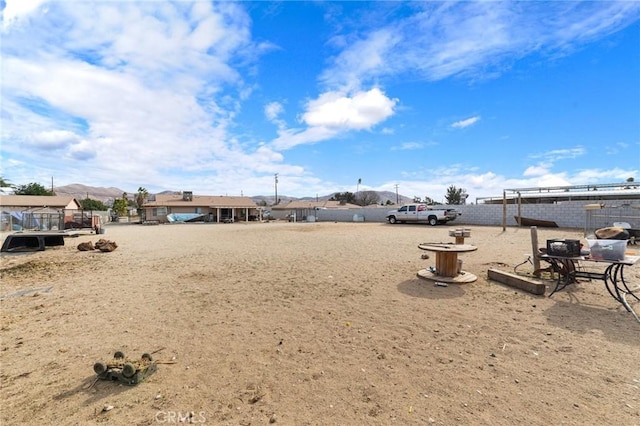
273 200 362 221
0 195 83 231
143 192 260 223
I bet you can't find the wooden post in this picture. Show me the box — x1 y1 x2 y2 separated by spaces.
517 192 522 225
530 226 540 277
502 190 507 231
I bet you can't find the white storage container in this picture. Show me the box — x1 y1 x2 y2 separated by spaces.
586 239 627 261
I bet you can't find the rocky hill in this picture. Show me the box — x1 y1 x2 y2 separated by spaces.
54 184 132 203
53 184 412 206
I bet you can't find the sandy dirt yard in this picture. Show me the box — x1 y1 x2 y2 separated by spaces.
1 222 639 425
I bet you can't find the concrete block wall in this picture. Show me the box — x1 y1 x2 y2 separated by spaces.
274 199 639 230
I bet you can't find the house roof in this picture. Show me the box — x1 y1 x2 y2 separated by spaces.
0 195 81 210
144 194 258 208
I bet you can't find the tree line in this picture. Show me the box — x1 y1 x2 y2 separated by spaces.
409 185 468 205
330 185 469 206
0 177 148 216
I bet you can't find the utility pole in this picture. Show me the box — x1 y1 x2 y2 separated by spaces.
394 184 399 204
274 173 279 206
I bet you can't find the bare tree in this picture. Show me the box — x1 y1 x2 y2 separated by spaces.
330 192 357 204
356 190 381 206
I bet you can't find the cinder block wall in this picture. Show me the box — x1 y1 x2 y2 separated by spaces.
276 200 639 230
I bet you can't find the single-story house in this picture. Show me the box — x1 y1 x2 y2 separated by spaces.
273 200 361 221
0 195 83 231
143 192 260 223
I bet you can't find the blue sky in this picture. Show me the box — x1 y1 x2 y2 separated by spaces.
1 1 639 202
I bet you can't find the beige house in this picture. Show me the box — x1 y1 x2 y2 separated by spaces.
273 200 361 221
143 192 260 223
0 195 83 231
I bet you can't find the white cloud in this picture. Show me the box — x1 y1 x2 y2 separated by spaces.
530 146 586 162
265 101 284 121
322 28 401 91
321 2 640 89
451 116 480 129
253 145 284 165
606 141 631 155
571 168 639 184
27 130 79 150
302 88 397 130
0 1 293 194
520 146 589 187
268 88 397 151
270 126 340 151
523 165 549 177
395 142 422 151
391 141 435 151
532 174 572 188
1 0 48 31
67 140 96 161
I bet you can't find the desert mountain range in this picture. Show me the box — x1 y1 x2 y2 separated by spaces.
53 184 412 206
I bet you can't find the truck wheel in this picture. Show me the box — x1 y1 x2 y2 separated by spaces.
388 216 397 224
428 216 438 226
122 363 136 378
93 362 107 375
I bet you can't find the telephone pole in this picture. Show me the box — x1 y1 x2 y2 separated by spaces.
274 173 279 206
394 184 399 204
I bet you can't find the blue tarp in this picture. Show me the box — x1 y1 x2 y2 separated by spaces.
166 213 205 223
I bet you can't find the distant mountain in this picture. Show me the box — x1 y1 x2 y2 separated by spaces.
54 184 131 203
251 190 412 206
54 184 413 206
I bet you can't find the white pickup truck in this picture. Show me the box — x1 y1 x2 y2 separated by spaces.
386 203 460 226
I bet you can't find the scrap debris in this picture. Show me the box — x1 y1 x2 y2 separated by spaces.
92 351 157 386
89 349 176 388
78 239 118 252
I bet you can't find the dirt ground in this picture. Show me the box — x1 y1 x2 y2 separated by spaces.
1 222 639 425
